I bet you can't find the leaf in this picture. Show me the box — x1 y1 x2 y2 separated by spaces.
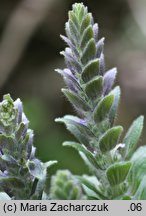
62 88 90 112
109 86 121 124
128 146 146 194
103 68 117 95
134 175 146 200
94 94 114 123
56 69 81 92
79 151 97 174
77 4 87 23
81 25 94 49
63 141 101 169
81 59 99 83
31 178 46 200
81 38 96 65
43 161 57 169
96 37 105 58
69 11 79 29
60 35 78 57
1 154 17 165
106 162 131 186
0 192 11 200
0 177 25 188
69 19 79 42
15 122 26 141
99 126 123 153
60 49 82 74
27 159 44 179
80 13 92 33
78 175 107 199
0 134 15 153
85 76 103 100
60 35 74 49
55 115 94 145
123 116 144 160
99 53 105 75
93 23 99 41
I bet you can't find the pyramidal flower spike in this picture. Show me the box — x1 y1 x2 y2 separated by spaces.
0 94 57 200
55 3 145 200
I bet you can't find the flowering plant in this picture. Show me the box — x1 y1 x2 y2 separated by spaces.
54 3 146 200
0 3 146 200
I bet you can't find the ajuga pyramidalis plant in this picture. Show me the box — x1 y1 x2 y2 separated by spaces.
0 94 57 200
0 2 146 201
54 3 146 200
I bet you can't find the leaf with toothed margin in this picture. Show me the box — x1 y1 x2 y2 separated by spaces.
103 68 117 95
123 116 144 160
81 59 99 83
80 13 92 34
63 141 101 169
85 76 103 100
96 38 105 58
81 38 96 65
94 94 114 123
106 162 131 186
99 126 123 153
109 86 121 125
62 88 90 112
81 26 94 49
55 115 94 146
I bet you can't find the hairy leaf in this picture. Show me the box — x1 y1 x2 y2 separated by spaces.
123 116 144 160
81 59 99 83
94 94 114 123
103 68 117 95
62 88 90 112
85 76 103 100
109 86 121 124
106 162 131 186
99 126 123 153
81 38 96 65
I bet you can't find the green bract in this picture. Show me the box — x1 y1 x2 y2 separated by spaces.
55 3 146 200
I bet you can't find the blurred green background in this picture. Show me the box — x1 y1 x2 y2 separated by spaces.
0 0 146 177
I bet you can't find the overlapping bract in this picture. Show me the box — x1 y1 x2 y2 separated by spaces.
56 3 145 200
